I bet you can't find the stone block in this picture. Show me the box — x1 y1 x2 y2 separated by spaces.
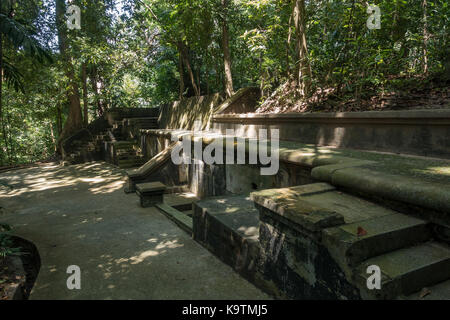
136 182 166 207
251 183 344 234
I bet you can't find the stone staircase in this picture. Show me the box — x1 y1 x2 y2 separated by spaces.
192 183 450 300
323 212 450 300
64 131 110 164
121 117 159 140
113 141 146 169
63 114 159 169
108 119 154 169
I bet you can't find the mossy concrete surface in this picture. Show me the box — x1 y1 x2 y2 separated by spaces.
277 140 450 183
137 129 450 224
0 162 269 300
250 182 450 299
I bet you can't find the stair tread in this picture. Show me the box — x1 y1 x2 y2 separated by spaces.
357 242 450 278
156 203 193 234
329 213 427 240
403 279 450 300
323 213 432 269
356 241 450 298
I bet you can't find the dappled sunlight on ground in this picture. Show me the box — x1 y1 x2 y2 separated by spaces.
0 161 269 299
0 161 124 197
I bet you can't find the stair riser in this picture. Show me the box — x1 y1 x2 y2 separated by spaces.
358 258 450 299
345 224 432 267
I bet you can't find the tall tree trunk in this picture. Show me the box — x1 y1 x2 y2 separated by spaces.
56 105 63 136
56 0 83 145
221 0 234 98
82 63 89 127
178 42 200 96
422 0 429 74
286 12 293 79
50 122 57 153
178 51 185 100
293 0 312 96
196 67 201 96
89 67 104 116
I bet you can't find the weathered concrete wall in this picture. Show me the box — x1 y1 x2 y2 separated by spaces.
213 110 450 159
193 194 362 300
158 94 224 130
214 87 261 114
225 162 313 195
157 88 261 130
105 107 160 126
256 203 362 299
139 132 314 198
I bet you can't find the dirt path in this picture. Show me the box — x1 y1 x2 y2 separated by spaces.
0 162 269 300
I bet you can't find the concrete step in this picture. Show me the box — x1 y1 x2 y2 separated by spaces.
182 210 194 217
400 279 450 300
118 162 146 169
114 142 137 150
193 195 260 280
136 182 166 208
117 159 147 169
156 203 192 235
117 156 143 161
355 241 450 299
323 213 432 269
163 192 199 211
116 151 141 157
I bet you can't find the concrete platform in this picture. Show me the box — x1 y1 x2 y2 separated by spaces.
193 196 260 281
0 162 269 300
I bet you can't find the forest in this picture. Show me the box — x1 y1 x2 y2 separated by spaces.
0 0 449 166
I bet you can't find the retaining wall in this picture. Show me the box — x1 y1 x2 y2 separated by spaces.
213 110 450 159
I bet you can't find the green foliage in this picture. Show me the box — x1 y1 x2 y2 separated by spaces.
0 0 448 166
0 13 52 63
0 223 21 259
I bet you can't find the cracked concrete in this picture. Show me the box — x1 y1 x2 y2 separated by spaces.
0 161 269 300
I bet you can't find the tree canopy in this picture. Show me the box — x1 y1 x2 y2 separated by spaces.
1 0 448 166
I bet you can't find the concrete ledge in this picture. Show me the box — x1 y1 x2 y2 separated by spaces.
213 110 450 159
311 160 376 182
213 109 450 125
125 141 179 193
137 129 449 226
330 167 450 220
251 184 344 233
156 203 192 235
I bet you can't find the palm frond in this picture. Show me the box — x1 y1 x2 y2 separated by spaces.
0 13 52 63
2 59 25 94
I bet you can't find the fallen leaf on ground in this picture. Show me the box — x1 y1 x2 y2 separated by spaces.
357 227 368 236
419 287 431 299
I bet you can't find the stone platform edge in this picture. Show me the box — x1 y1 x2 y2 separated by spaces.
137 129 450 221
212 109 450 125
